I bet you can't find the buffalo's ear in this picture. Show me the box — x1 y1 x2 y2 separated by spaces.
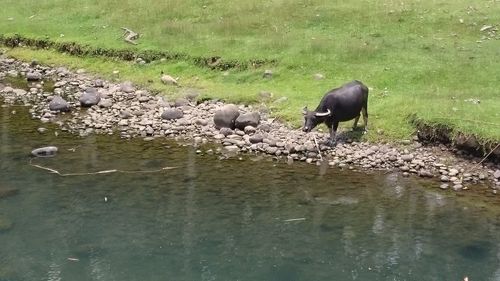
302 106 308 115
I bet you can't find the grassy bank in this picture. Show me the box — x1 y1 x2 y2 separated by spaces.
1 0 499 142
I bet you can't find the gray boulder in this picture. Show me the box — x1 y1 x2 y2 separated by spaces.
26 72 42 81
235 112 261 130
80 88 101 107
49 96 70 112
213 104 240 129
161 108 184 120
31 146 58 157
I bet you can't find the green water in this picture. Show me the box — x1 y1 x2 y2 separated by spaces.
1 103 500 281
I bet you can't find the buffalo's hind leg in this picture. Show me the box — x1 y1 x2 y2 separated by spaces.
352 115 360 130
361 106 368 133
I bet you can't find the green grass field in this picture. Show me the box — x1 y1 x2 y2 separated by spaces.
1 0 499 142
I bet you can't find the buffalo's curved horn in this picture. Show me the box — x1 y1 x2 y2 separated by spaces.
315 109 331 117
302 106 308 115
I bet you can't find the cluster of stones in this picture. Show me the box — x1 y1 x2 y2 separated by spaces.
1 57 499 192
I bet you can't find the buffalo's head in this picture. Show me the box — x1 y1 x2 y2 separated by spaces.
302 106 331 133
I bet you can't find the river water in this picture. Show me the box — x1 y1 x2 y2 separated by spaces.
1 101 500 281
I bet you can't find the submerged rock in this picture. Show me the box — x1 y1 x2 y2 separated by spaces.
0 187 19 199
0 214 13 232
31 146 58 157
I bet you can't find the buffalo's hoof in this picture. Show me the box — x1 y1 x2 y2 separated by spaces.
326 139 337 147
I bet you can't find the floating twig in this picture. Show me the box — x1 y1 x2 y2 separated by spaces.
284 218 306 222
29 158 176 176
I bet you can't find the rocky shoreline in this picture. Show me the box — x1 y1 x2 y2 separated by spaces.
1 57 499 193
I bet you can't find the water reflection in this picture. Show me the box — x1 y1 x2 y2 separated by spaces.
1 102 500 281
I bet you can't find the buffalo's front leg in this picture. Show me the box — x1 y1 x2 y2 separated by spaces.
327 121 339 146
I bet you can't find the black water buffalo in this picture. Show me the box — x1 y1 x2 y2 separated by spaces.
302 80 368 145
